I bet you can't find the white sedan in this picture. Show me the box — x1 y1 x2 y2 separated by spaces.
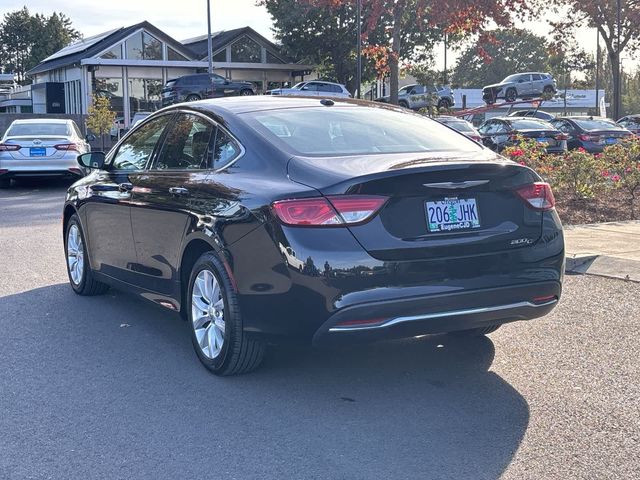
266 80 351 98
0 119 91 187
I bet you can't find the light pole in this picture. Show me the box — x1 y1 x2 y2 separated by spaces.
207 0 213 74
595 29 600 114
356 0 362 99
615 0 621 119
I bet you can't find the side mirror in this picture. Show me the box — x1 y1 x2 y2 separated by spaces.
77 152 105 170
86 134 96 142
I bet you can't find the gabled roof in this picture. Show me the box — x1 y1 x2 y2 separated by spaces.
28 21 196 76
182 26 292 63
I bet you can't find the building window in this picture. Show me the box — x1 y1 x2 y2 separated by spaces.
126 31 163 60
101 45 122 59
167 47 188 61
128 78 162 113
95 77 124 117
230 36 261 63
212 50 226 62
266 51 284 64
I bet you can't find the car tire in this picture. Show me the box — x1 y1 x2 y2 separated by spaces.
450 324 501 337
187 251 265 376
543 86 555 95
185 94 200 102
65 214 109 296
240 89 254 96
437 98 451 110
398 100 409 109
505 88 517 102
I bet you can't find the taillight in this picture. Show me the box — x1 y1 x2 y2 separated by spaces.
272 195 388 226
578 134 600 142
555 133 568 141
515 182 555 211
0 143 20 151
54 143 80 151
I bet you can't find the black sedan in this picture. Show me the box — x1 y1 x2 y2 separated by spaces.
477 117 567 153
550 116 633 153
617 115 640 136
64 97 564 375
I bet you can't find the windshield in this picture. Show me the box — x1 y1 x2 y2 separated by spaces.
509 119 553 130
573 118 621 131
292 82 305 90
398 85 413 95
502 74 521 83
243 106 483 156
441 120 475 133
7 123 70 137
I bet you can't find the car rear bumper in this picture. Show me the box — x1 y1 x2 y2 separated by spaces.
312 281 561 345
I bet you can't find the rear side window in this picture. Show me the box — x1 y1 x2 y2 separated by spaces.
212 129 241 169
244 106 482 156
153 113 214 170
7 123 70 136
532 74 542 81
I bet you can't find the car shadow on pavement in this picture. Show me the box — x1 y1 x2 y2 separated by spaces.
0 283 529 480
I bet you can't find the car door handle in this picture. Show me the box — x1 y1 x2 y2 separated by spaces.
169 187 190 196
118 182 133 192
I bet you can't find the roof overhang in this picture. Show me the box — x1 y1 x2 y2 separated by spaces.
81 58 314 72
0 99 32 107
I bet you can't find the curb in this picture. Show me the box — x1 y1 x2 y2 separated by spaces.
565 254 640 283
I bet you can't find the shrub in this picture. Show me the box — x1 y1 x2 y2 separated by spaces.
599 136 640 212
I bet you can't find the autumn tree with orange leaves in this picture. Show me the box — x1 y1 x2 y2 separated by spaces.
299 0 531 105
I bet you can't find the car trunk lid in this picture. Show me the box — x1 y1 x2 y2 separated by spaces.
3 136 71 159
288 152 545 261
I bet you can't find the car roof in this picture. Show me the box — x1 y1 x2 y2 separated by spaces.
183 96 385 115
10 118 72 124
306 80 343 86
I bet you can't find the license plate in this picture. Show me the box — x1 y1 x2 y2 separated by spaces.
536 138 549 143
605 137 616 145
426 198 481 232
30 147 46 156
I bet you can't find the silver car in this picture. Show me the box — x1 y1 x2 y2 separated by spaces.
482 72 557 104
0 119 90 187
266 80 351 98
376 84 455 110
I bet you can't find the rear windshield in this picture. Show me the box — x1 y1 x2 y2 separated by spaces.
508 119 553 130
243 106 483 156
7 123 70 136
573 118 621 131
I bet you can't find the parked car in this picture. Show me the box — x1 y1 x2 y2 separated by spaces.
483 73 557 104
65 96 564 375
376 84 455 110
477 117 567 153
434 116 482 142
161 73 255 106
508 110 555 121
0 119 91 187
617 115 640 136
265 80 351 98
550 116 633 153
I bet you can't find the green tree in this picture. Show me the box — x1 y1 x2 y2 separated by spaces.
452 29 550 88
0 7 80 84
259 0 384 93
86 95 116 151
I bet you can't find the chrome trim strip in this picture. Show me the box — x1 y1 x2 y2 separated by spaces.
328 299 557 332
422 180 490 189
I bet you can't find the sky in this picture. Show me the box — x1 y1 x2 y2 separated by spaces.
1 0 635 72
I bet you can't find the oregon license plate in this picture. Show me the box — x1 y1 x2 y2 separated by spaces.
605 137 617 145
536 137 549 143
30 147 46 156
426 198 480 232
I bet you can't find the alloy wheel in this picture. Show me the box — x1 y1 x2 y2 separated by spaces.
67 224 85 285
191 269 226 359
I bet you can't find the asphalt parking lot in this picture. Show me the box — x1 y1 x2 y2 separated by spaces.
1 179 638 480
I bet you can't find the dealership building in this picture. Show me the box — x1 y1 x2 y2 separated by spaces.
13 21 313 127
